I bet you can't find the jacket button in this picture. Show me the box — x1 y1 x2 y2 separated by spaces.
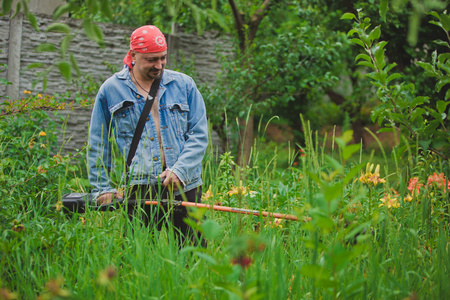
154 157 158 161
150 137 154 141
146 117 149 121
136 95 140 99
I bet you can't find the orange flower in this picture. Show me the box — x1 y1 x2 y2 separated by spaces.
53 154 63 165
24 90 31 95
37 166 47 174
408 177 423 195
39 131 46 136
427 172 450 191
28 138 35 150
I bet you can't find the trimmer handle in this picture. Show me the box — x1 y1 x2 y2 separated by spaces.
61 177 165 213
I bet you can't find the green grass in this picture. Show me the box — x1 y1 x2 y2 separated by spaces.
1 119 449 300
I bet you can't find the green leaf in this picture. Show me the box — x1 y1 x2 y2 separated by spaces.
300 265 328 279
69 53 81 77
201 220 221 240
26 12 39 31
324 183 343 202
350 38 365 48
2 0 12 15
45 22 71 34
35 43 58 53
439 13 450 32
416 61 434 72
433 39 450 48
83 19 104 45
373 41 387 69
407 12 420 46
53 3 76 20
343 143 361 161
60 35 73 58
10 1 21 19
22 62 45 72
410 107 426 123
436 76 450 93
438 53 450 63
43 76 48 90
355 54 371 62
210 264 234 276
357 60 375 69
369 25 381 41
100 0 113 19
386 73 402 84
411 96 430 107
57 61 72 83
344 163 365 185
347 29 358 37
194 252 217 264
379 0 388 21
86 0 99 14
341 13 356 20
385 62 397 73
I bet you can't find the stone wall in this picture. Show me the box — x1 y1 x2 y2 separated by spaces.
1 14 231 155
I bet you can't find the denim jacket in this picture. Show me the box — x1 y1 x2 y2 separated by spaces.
87 67 208 196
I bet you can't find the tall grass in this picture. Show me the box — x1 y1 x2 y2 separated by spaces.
1 114 449 299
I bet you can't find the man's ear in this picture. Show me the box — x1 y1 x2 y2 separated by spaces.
130 50 137 61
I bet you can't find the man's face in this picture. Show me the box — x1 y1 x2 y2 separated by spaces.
132 50 167 80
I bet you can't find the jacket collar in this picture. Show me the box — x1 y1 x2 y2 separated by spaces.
116 66 175 86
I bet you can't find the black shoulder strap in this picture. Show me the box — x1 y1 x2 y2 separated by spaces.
126 75 162 168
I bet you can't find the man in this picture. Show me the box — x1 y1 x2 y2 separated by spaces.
87 25 208 243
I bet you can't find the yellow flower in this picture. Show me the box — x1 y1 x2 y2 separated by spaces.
24 90 31 95
39 131 47 136
379 193 400 208
265 218 283 229
404 194 413 202
201 185 213 201
55 201 63 211
227 186 248 196
37 94 43 99
226 182 257 197
356 163 386 186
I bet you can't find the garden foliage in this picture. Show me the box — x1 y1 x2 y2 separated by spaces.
0 2 449 300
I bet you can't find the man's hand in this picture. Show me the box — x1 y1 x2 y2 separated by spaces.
159 170 182 191
96 192 121 206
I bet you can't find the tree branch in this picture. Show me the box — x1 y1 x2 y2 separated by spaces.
228 0 246 52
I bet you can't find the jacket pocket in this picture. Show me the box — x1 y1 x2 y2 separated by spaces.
110 100 136 136
169 103 190 135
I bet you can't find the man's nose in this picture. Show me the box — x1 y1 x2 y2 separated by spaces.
155 59 163 69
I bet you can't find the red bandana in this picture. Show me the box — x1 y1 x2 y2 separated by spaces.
123 25 167 69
